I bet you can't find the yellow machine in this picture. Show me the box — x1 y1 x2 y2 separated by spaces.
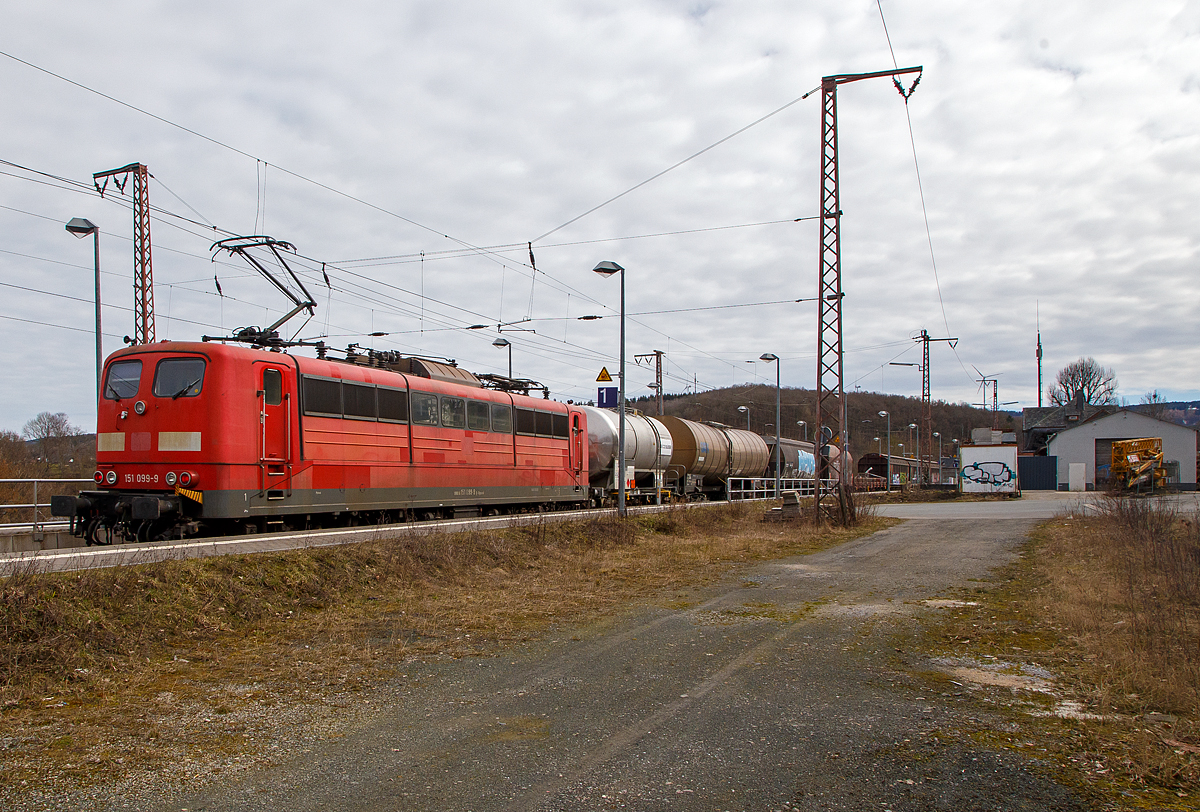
1109 437 1169 492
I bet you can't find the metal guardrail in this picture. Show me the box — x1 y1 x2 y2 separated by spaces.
727 477 830 500
0 479 92 534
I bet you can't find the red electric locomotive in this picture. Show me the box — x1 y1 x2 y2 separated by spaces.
54 341 588 544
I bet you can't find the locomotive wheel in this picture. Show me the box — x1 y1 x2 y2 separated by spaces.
84 517 111 546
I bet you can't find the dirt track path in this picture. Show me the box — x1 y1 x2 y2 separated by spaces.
169 514 1092 811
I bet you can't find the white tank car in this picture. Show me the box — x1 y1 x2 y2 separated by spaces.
578 405 672 488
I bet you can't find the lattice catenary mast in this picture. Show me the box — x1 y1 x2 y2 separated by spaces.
814 66 921 525
94 163 155 344
915 329 956 483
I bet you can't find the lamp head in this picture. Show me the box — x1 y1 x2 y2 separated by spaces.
737 406 748 413
592 261 624 276
65 217 97 238
878 410 888 417
492 337 510 348
759 353 778 362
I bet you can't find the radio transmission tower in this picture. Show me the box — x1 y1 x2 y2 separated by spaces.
814 65 921 525
95 163 155 344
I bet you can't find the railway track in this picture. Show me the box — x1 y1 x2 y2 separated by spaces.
0 500 732 576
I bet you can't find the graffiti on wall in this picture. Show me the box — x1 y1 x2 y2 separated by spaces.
960 461 1016 487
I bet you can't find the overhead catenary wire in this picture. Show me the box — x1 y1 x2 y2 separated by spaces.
531 88 820 243
875 1 976 389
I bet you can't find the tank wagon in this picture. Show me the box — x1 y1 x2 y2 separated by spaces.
53 341 814 544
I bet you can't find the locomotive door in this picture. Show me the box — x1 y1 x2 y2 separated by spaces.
260 366 292 496
572 413 584 486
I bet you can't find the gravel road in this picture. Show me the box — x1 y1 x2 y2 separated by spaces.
162 497 1096 812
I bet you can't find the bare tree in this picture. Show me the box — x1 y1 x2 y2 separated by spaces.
1140 389 1168 419
21 412 82 466
1048 357 1118 406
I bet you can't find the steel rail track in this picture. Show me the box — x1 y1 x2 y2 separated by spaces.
0 500 748 576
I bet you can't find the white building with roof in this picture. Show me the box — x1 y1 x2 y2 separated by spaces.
1046 410 1197 491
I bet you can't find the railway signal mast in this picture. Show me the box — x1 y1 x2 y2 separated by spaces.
814 65 921 525
94 163 155 345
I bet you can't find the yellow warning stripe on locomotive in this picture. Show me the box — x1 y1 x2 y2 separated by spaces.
175 486 203 505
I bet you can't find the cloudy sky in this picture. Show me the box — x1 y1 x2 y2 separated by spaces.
1 1 1197 434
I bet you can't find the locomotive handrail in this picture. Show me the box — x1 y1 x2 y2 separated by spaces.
0 478 94 536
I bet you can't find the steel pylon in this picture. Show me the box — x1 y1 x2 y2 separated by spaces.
813 66 921 524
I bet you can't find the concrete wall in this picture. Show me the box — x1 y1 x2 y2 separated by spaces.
1047 410 1198 490
959 444 1019 493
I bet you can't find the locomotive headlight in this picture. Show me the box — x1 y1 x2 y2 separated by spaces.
178 471 195 486
165 471 178 486
93 470 104 484
134 400 146 415
105 470 117 485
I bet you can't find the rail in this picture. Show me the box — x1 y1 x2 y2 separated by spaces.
0 479 93 534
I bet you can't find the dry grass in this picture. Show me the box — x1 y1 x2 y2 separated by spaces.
0 504 887 794
1052 496 1200 718
927 494 1200 807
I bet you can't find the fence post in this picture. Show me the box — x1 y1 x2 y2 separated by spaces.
33 479 42 542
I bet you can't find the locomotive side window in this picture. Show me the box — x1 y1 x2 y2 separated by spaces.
263 369 283 405
104 359 142 400
411 392 438 426
377 387 409 423
343 382 377 420
491 404 512 434
302 376 342 416
153 357 206 399
467 400 490 431
440 397 466 428
515 408 537 436
535 411 554 437
552 413 569 439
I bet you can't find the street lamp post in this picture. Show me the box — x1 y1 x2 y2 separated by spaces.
593 261 626 516
65 218 102 401
796 420 807 442
760 353 780 497
492 337 512 378
878 410 891 493
909 422 920 484
934 431 942 484
874 436 881 454
738 405 750 431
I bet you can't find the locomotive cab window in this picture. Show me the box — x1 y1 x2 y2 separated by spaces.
104 359 142 400
153 357 206 399
263 369 283 405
